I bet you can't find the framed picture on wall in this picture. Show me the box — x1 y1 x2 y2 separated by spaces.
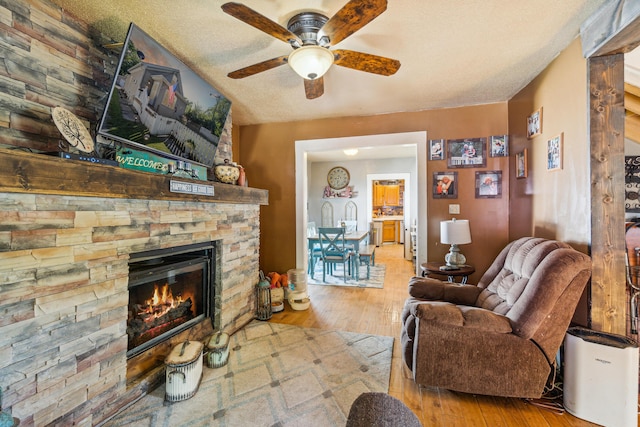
527 107 543 139
446 138 486 168
475 171 502 198
490 135 509 157
429 139 445 160
547 133 563 171
516 149 528 179
433 171 457 199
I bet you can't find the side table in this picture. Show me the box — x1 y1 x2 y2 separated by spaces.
420 262 475 284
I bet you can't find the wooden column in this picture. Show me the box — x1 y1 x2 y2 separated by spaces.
581 0 640 334
588 54 626 333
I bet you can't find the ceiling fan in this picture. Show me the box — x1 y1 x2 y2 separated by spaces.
221 0 401 99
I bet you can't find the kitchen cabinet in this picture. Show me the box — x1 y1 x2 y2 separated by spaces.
373 183 401 206
374 183 386 206
382 220 396 242
385 185 400 206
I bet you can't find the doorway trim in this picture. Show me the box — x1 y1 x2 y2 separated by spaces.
294 131 428 276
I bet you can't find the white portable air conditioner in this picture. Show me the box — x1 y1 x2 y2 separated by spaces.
563 327 638 427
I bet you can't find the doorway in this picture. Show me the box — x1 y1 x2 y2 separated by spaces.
368 173 412 260
294 131 428 277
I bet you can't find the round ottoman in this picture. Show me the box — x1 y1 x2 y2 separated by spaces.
345 392 421 427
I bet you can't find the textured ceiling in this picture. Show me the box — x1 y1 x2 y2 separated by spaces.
50 0 607 126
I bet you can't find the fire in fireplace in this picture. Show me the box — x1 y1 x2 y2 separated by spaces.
127 242 217 358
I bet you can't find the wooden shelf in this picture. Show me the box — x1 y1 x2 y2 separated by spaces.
0 148 268 205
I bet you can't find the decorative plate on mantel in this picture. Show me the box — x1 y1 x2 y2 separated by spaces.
52 106 94 153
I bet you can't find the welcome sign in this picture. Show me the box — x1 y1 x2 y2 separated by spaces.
116 146 207 181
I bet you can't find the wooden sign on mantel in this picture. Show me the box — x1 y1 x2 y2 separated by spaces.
170 180 214 196
116 146 208 181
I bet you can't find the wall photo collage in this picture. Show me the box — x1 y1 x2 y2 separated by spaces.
430 135 507 199
429 106 564 199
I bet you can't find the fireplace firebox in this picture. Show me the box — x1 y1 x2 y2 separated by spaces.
127 242 217 358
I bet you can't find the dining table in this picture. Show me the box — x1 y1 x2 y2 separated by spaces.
307 229 370 281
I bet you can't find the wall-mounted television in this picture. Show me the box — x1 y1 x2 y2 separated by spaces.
97 23 231 172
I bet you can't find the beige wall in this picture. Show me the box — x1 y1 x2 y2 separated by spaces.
238 104 510 282
508 38 590 253
508 38 592 325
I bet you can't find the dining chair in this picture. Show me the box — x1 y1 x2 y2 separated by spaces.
336 220 358 255
337 220 358 233
307 221 323 278
318 227 353 283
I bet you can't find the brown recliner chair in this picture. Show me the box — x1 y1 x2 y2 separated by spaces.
400 237 591 398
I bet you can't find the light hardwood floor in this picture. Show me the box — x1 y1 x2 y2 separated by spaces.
269 243 601 426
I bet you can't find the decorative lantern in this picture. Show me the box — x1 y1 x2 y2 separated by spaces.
256 272 272 321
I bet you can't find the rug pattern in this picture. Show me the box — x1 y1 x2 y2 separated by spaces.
307 263 385 288
104 322 394 427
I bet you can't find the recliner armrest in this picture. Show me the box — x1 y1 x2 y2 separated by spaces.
410 301 464 327
408 276 482 306
410 301 513 333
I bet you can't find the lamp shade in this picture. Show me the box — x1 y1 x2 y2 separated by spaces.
288 45 334 80
440 219 471 245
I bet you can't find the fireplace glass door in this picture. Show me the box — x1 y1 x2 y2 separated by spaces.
128 254 209 357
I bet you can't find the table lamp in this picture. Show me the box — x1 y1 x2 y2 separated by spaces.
440 219 471 269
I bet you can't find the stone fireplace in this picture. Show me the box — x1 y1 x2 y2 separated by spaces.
0 1 268 425
0 148 268 427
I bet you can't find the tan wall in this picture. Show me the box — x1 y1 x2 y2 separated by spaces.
508 38 590 252
243 39 592 280
238 104 510 282
508 38 591 325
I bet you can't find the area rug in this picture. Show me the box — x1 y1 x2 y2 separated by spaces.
104 321 394 427
307 263 386 288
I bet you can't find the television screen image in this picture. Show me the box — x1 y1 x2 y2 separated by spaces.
97 23 231 170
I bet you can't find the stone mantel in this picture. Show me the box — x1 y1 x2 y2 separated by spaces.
0 148 268 205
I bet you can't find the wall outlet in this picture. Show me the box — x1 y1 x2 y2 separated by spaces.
449 204 460 214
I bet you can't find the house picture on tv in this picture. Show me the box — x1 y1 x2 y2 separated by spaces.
98 23 231 168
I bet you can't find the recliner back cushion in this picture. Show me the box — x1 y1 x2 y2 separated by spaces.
475 238 571 315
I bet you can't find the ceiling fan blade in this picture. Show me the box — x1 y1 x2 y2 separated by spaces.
304 77 324 99
228 55 289 79
321 0 387 46
221 2 301 46
333 49 400 76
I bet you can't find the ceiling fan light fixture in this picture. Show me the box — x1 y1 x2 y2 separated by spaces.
288 45 334 80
